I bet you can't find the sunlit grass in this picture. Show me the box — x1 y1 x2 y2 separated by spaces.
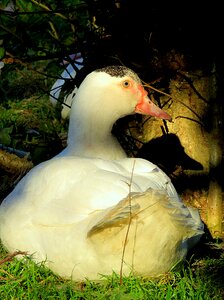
0 241 223 299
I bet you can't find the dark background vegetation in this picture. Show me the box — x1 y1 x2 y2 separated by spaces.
1 1 223 76
0 1 223 148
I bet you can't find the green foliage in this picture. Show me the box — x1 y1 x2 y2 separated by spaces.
0 95 67 162
0 49 69 162
0 47 5 59
0 1 94 165
0 126 13 145
0 0 89 61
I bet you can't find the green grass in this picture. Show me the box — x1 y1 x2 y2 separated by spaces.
0 242 223 299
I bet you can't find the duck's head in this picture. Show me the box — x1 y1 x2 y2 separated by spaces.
72 65 171 122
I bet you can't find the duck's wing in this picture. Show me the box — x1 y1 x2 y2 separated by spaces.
87 188 204 249
87 194 140 238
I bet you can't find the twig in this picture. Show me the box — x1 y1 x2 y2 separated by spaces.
0 24 23 42
175 116 205 127
177 70 209 103
143 80 205 125
119 159 136 285
143 81 171 97
30 0 67 20
0 4 87 16
0 251 27 265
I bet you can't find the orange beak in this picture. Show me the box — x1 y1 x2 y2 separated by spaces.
135 86 172 121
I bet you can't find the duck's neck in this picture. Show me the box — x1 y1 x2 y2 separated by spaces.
62 106 127 160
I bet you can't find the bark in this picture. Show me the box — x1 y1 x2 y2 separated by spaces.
207 100 223 238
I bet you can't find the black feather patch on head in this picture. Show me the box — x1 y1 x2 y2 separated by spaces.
95 65 141 84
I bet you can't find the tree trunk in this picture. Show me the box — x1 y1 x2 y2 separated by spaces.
207 72 223 238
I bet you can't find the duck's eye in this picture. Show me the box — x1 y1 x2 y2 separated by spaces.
122 80 131 88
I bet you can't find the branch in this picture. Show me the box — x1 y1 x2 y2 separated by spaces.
0 251 27 265
143 79 205 125
119 159 136 285
177 70 209 103
0 24 23 42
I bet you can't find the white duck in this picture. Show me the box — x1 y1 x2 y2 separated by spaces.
0 66 204 281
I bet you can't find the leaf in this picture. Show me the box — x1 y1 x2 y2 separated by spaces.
0 127 13 146
0 47 5 60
